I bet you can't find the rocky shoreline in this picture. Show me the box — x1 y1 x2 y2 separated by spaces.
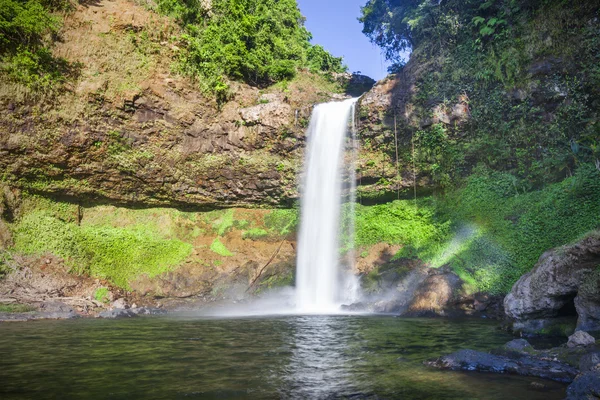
427 333 600 399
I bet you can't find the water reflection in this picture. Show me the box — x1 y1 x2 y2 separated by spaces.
283 316 368 398
0 316 568 400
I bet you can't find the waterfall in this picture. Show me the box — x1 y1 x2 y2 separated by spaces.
296 98 358 313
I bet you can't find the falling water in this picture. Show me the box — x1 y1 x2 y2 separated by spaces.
296 98 358 313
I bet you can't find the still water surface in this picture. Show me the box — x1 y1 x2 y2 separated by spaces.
0 315 567 399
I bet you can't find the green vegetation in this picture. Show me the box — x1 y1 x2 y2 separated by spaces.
0 303 35 313
210 238 233 257
0 0 78 96
242 228 268 240
0 251 12 278
154 0 346 100
350 164 600 295
93 287 110 303
361 0 600 187
264 208 298 236
212 209 234 236
11 197 193 289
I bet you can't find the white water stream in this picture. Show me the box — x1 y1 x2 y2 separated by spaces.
296 98 359 313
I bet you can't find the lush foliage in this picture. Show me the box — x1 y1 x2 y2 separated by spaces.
0 0 77 94
155 0 346 100
350 164 600 295
361 0 600 187
346 199 449 250
436 164 600 293
242 228 268 240
11 199 193 289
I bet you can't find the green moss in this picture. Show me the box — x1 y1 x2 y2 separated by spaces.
11 200 193 290
210 238 233 257
242 228 268 240
0 304 35 313
93 287 110 303
213 209 234 237
234 219 250 230
264 209 299 236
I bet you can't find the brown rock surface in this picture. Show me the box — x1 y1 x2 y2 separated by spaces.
504 233 600 333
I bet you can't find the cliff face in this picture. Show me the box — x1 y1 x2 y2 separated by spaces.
0 0 379 209
357 1 600 192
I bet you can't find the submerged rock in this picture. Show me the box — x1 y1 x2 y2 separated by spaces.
98 308 137 319
427 348 578 383
97 306 167 318
504 339 535 353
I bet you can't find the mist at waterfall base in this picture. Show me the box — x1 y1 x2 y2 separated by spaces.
197 99 361 317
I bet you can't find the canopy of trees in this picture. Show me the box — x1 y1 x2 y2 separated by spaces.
157 0 347 99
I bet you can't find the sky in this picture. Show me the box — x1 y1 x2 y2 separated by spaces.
297 0 390 81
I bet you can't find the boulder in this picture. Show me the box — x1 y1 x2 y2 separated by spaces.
504 339 534 353
568 331 596 348
405 266 463 316
504 234 600 333
566 371 600 399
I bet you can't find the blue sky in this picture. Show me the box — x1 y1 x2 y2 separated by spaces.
297 0 390 81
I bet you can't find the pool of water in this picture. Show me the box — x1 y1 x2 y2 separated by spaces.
0 315 567 399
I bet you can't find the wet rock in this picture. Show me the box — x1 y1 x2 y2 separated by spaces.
427 348 578 383
38 301 78 319
504 339 534 353
504 234 600 334
131 307 167 316
98 308 137 319
0 301 79 321
579 352 600 372
568 331 596 348
566 371 600 399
